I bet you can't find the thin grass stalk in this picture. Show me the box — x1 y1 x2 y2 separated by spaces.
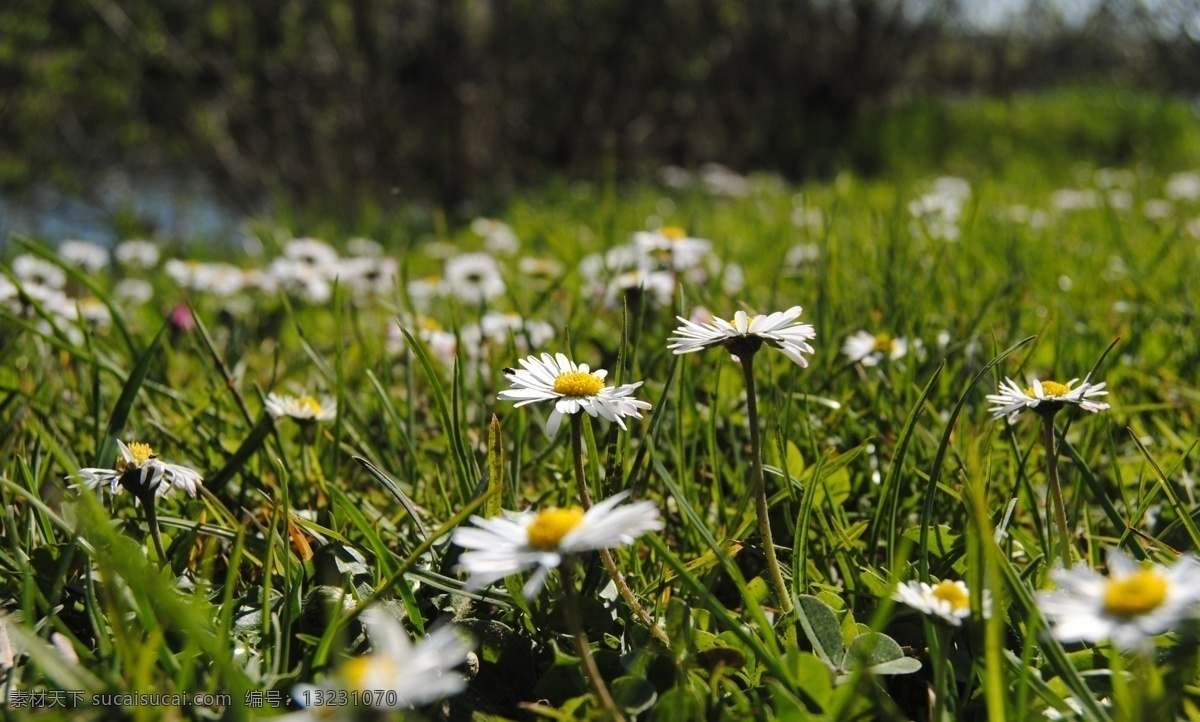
1042 411 1071 567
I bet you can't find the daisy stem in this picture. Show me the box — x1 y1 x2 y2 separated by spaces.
143 496 168 567
1042 412 1072 566
740 350 794 615
930 623 955 722
562 562 625 722
569 415 670 645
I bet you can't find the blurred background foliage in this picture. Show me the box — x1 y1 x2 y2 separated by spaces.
2 0 1199 214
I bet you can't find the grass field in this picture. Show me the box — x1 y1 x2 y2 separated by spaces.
3 108 1200 720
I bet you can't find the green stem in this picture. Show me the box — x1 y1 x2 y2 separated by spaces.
569 415 670 645
1042 412 1071 567
740 351 794 614
562 562 625 721
143 496 168 567
930 623 955 722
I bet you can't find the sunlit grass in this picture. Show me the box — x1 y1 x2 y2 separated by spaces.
3 158 1200 720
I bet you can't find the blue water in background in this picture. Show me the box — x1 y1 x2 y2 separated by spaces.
0 169 253 249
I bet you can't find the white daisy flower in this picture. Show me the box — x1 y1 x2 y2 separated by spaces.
842 330 909 367
1166 171 1200 202
478 311 555 352
443 253 505 304
517 257 563 278
291 608 473 715
452 491 663 599
892 579 990 627
668 306 817 368
986 377 1110 423
470 218 521 255
786 243 821 266
113 278 154 305
337 256 398 296
605 268 676 307
73 440 203 501
1038 549 1200 650
633 227 712 271
59 240 109 273
284 237 340 267
115 240 161 268
267 257 332 303
12 255 67 289
265 393 337 423
498 353 651 436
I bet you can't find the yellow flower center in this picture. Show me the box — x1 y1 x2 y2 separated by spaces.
552 371 604 397
298 396 324 415
526 507 585 549
420 317 443 332
117 442 155 472
660 226 687 239
872 333 894 353
1024 380 1071 397
1103 569 1169 617
931 581 970 611
340 654 398 691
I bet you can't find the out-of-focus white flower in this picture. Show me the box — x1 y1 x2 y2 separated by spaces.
791 208 824 232
443 253 505 304
1050 188 1100 212
1143 199 1173 220
700 163 750 197
786 243 821 266
115 240 161 268
291 608 473 714
12 255 67 289
452 491 663 599
658 165 693 188
166 260 246 297
1106 190 1132 211
268 258 331 303
841 331 909 367
406 276 443 310
76 297 111 329
337 256 398 296
633 227 712 271
669 307 817 368
1094 168 1135 189
265 393 337 423
498 353 651 436
471 218 521 255
477 311 555 352
909 178 969 241
605 269 676 307
893 579 990 626
59 240 109 273
986 377 1110 423
1166 171 1200 202
346 237 382 257
112 277 154 304
1039 549 1200 650
284 237 340 268
517 257 563 278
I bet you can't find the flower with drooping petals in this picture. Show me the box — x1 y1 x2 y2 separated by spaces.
72 440 203 501
986 376 1110 424
668 306 816 367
